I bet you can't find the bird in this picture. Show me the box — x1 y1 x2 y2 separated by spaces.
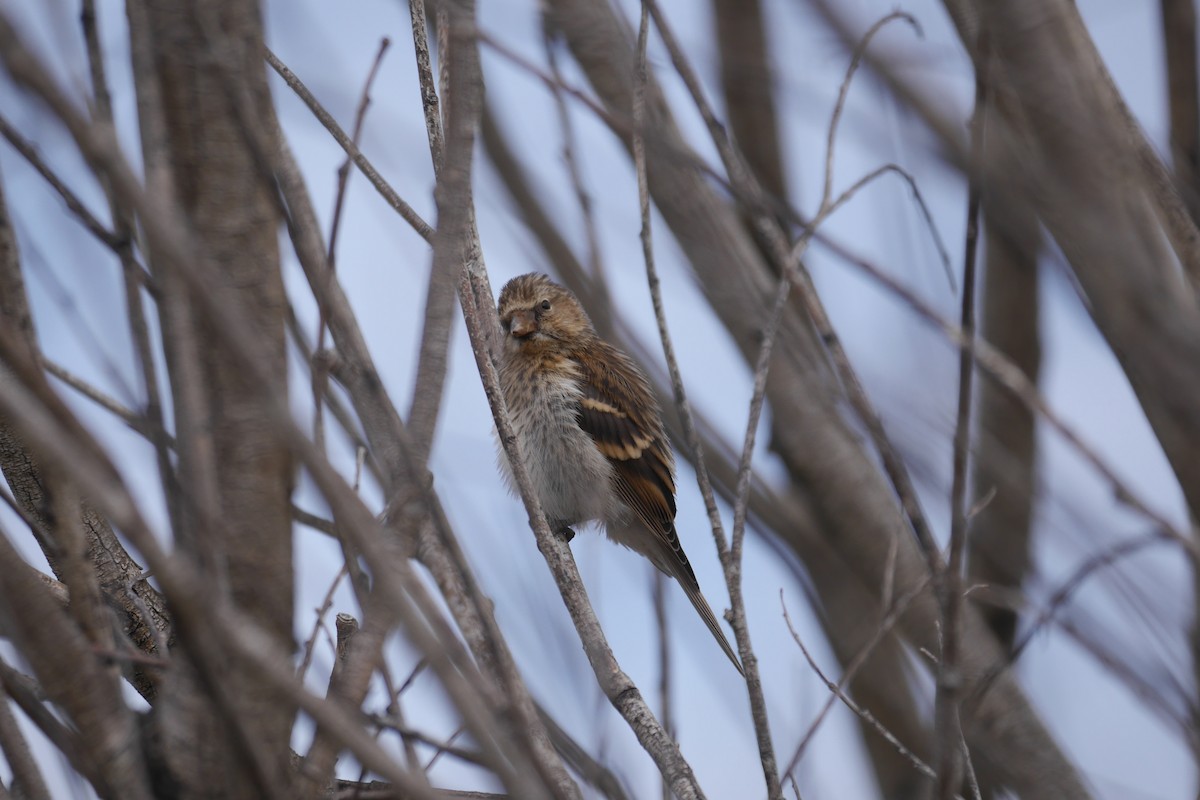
494 272 744 676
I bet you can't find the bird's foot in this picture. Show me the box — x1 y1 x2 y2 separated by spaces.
555 526 576 543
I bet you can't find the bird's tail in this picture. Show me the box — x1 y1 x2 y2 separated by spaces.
609 519 745 676
678 578 745 677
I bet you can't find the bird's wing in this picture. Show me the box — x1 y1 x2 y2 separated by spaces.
572 345 745 675
570 344 699 586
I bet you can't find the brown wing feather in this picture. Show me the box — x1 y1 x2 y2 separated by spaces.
573 342 744 674
571 343 698 578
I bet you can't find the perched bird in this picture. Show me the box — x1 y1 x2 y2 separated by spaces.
495 272 743 675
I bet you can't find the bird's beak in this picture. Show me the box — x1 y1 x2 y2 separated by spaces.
509 309 538 338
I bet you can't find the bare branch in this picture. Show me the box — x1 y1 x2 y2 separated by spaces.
265 48 434 242
781 592 950 794
935 45 986 798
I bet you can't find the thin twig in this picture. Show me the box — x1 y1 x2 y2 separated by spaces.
783 576 932 774
314 37 391 456
297 564 349 682
424 726 466 771
41 358 144 428
815 163 954 288
0 113 125 254
636 6 779 797
285 303 383 487
264 48 434 242
970 529 1171 709
543 20 611 329
827 242 1196 562
781 593 959 796
821 12 921 210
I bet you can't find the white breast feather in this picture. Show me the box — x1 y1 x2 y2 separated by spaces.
497 369 614 528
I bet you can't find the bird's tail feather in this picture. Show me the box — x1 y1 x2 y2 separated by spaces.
679 580 745 677
611 519 745 676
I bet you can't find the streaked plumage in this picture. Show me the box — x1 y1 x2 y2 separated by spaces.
495 272 743 675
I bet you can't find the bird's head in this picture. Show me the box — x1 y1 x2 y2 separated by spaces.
497 273 594 353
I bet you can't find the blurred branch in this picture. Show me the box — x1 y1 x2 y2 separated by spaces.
42 358 150 432
285 304 384 487
1162 0 1200 225
410 0 470 465
968 102 1042 651
713 0 788 209
0 508 152 799
0 113 133 259
0 657 79 770
831 240 1193 557
640 5 789 794
406 0 458 466
0 160 168 704
897 2 1200 526
784 575 930 776
80 0 177 549
0 673 51 800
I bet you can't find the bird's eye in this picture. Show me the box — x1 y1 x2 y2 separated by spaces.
540 300 551 311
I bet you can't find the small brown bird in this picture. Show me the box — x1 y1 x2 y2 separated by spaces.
495 272 743 675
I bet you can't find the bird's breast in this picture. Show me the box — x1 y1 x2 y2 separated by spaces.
497 362 614 527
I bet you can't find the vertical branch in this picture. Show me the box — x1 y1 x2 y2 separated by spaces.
712 0 788 209
409 0 445 171
405 0 465 467
1162 0 1200 225
133 1 296 794
0 688 50 800
653 570 674 800
313 37 390 455
415 2 580 796
82 0 179 536
967 107 1043 653
935 44 986 800
1159 0 1200 742
634 4 780 797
